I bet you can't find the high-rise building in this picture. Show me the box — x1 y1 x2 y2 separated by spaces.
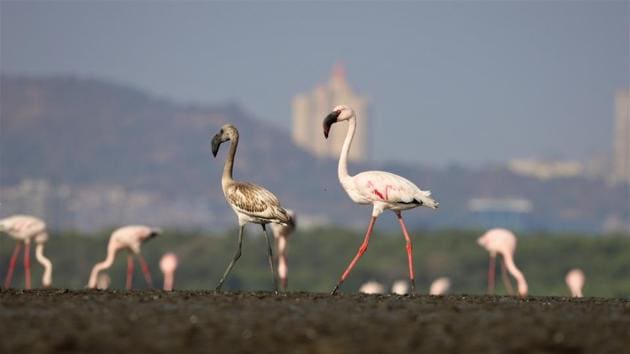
613 90 630 184
292 64 369 162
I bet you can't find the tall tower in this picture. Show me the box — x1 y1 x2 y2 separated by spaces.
292 63 369 162
613 90 630 184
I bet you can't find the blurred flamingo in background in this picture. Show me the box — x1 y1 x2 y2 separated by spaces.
0 215 53 289
359 280 385 294
270 210 296 290
391 279 409 295
429 277 451 295
87 225 160 289
565 268 585 298
477 228 528 297
160 252 178 291
96 273 111 290
323 105 438 295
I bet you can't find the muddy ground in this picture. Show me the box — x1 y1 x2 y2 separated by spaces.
1 289 629 354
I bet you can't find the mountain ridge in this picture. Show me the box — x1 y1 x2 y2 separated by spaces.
1 75 627 233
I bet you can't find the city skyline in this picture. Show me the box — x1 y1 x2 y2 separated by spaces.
1 1 628 166
293 63 369 162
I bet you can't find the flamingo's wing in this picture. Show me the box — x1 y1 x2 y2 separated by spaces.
226 182 291 223
353 171 424 204
0 215 46 237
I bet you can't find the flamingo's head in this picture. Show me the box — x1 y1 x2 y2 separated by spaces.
160 252 179 273
0 218 10 233
150 228 162 238
323 105 354 139
212 124 239 157
476 234 489 248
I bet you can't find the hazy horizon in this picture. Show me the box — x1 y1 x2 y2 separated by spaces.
1 1 628 166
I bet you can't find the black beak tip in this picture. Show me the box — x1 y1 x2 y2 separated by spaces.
322 111 340 140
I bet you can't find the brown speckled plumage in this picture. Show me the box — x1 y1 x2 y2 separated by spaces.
211 124 292 292
224 182 291 225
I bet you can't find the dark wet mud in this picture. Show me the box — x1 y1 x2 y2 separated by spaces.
1 289 629 354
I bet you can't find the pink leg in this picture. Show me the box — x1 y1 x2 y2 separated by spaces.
4 243 22 289
396 212 416 293
488 256 496 294
331 216 377 295
137 255 153 288
126 255 134 290
24 243 31 289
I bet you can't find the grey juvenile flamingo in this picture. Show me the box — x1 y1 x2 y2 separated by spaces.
211 124 293 293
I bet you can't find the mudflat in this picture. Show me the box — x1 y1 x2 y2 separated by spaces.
1 289 629 354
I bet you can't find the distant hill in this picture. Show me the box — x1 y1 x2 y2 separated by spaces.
1 76 627 232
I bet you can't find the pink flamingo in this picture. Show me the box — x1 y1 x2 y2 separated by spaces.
0 215 53 289
477 228 528 297
429 277 451 295
270 210 296 290
359 280 385 294
87 225 160 289
565 268 585 298
391 279 409 295
96 273 111 290
160 252 178 291
323 105 439 295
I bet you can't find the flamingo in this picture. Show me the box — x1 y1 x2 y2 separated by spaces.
211 124 293 294
0 215 53 289
96 273 111 290
270 210 296 290
160 252 178 291
359 280 385 294
565 268 585 298
322 105 439 295
87 225 160 289
391 279 409 295
477 228 528 297
429 277 451 295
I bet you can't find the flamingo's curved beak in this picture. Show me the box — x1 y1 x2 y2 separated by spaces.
150 228 162 238
323 111 341 139
211 133 223 157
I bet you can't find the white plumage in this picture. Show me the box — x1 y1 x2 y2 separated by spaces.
0 214 53 288
323 105 438 295
477 228 528 297
270 210 296 290
429 277 451 295
359 280 385 295
565 268 585 298
87 225 160 289
350 171 438 213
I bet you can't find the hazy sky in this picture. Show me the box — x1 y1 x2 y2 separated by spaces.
1 1 628 166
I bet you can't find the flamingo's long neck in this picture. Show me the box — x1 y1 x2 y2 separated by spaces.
35 243 52 287
338 117 356 183
222 135 239 189
88 248 118 288
502 252 528 296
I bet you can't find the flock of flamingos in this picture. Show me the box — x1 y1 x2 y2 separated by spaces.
1 105 586 297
